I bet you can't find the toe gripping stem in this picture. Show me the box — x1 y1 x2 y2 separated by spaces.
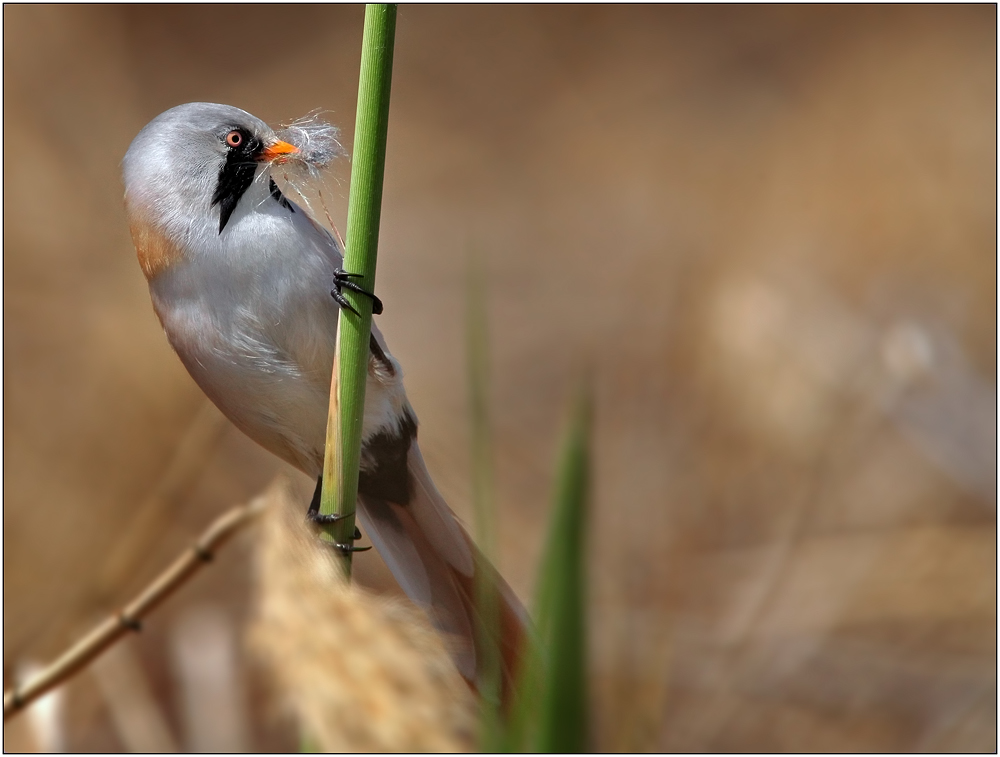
332 268 383 317
307 477 372 554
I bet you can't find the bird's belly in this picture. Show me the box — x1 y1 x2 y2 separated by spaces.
150 284 336 476
196 354 331 476
148 262 409 478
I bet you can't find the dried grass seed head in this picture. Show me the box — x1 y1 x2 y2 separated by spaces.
247 477 476 753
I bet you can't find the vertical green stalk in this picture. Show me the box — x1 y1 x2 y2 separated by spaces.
319 4 397 577
467 251 503 747
506 386 592 752
533 387 590 752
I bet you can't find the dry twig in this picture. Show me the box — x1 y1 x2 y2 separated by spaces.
3 499 266 721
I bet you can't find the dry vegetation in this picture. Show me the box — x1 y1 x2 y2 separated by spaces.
4 5 995 751
248 478 476 752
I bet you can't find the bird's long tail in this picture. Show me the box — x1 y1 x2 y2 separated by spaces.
355 439 528 704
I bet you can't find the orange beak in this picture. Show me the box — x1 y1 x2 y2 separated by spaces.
260 140 300 162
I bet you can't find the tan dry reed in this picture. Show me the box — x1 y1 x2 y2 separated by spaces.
247 477 476 752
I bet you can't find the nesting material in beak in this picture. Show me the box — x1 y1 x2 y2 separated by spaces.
275 113 343 173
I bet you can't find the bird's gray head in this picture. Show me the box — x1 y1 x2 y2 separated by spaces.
122 102 302 234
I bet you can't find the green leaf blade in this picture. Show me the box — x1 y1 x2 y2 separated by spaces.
533 389 591 753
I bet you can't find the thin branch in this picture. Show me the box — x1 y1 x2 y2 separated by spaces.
3 499 266 721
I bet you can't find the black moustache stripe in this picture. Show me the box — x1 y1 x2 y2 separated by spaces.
212 135 262 233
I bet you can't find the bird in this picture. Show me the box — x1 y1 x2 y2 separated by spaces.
122 102 526 697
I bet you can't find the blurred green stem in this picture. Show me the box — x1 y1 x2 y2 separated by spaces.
506 385 592 752
467 250 503 746
533 386 590 752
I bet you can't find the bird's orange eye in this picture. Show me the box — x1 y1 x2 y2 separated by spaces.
225 130 243 148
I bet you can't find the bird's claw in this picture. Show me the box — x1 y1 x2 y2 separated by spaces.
331 541 372 554
307 510 348 526
308 512 369 552
332 268 383 316
305 448 371 556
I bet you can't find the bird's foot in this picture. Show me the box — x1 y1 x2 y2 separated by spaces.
331 269 383 316
330 540 373 554
306 510 348 526
309 516 373 553
306 476 372 553
307 510 364 540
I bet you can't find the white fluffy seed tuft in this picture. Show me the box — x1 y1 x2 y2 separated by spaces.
275 112 343 173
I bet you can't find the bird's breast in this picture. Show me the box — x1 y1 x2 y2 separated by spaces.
141 197 407 476
125 201 187 280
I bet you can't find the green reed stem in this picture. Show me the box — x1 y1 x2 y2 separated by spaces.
319 4 397 577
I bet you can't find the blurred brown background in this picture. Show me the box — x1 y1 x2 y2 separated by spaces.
3 4 996 752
